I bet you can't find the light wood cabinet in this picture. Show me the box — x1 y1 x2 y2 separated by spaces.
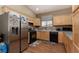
62 33 73 52
37 32 49 41
58 32 64 43
65 15 72 25
2 6 10 13
28 17 34 23
28 17 40 26
33 18 40 26
53 15 72 26
72 43 79 52
67 39 73 53
0 6 10 14
53 16 63 25
72 6 79 52
72 5 79 12
0 7 2 13
73 8 79 48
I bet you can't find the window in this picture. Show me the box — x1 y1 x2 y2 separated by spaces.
41 15 53 27
42 20 52 27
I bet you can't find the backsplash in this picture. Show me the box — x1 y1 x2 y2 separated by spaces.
35 27 56 31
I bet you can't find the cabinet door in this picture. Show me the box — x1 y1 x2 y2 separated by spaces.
2 6 10 13
53 16 62 25
34 18 40 26
0 7 2 13
65 15 72 25
67 39 72 53
40 32 49 41
37 18 40 26
63 34 68 52
72 5 79 12
73 9 79 47
58 32 64 43
28 17 34 23
37 32 49 41
72 43 79 53
62 33 72 52
53 15 71 25
37 32 41 39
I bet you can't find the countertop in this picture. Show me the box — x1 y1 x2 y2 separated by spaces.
35 30 72 40
36 30 60 32
36 30 71 32
64 31 72 40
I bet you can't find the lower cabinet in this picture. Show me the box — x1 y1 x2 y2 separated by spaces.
72 43 79 53
63 33 73 53
58 32 64 43
37 31 58 42
37 32 49 41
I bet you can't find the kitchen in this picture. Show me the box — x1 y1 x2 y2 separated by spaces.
0 5 78 53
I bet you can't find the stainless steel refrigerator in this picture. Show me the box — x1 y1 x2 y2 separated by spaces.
0 12 28 53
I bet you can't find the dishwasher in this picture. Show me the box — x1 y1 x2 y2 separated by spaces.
50 32 58 43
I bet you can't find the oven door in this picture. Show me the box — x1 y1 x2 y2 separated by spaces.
29 31 36 44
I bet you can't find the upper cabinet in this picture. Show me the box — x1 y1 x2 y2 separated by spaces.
53 15 72 26
72 5 79 13
72 5 79 52
53 16 64 25
28 17 40 26
73 7 79 48
28 17 34 23
33 18 40 26
2 6 10 13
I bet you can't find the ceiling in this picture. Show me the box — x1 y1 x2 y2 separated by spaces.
26 5 71 14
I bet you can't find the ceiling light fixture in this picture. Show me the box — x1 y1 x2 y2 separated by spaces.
36 8 39 11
